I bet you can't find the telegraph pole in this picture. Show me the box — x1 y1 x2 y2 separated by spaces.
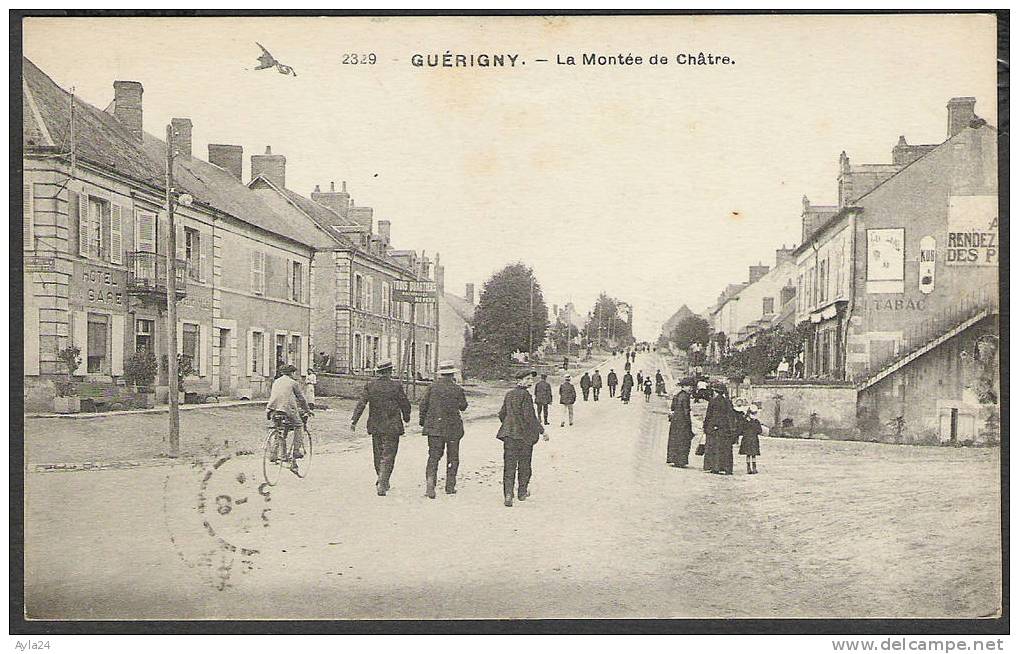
164 124 180 457
528 276 534 355
434 252 441 374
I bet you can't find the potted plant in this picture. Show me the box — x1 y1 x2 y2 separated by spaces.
124 350 159 408
54 345 82 414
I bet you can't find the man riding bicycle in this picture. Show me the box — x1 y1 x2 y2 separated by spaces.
266 363 312 469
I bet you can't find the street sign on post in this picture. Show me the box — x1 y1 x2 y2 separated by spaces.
392 280 437 304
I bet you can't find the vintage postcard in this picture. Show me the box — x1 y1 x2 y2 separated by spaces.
16 12 1004 627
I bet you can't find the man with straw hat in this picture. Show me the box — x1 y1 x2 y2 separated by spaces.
351 359 412 496
419 360 469 498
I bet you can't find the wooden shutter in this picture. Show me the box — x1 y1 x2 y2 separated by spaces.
198 323 209 376
136 210 156 252
199 231 209 283
247 330 255 376
262 330 272 375
23 184 33 251
251 250 265 294
111 315 125 376
72 311 88 375
110 204 123 264
78 193 90 257
286 258 294 301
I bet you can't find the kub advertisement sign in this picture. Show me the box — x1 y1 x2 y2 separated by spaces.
918 235 936 294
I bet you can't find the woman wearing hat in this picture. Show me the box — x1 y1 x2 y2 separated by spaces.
702 382 735 474
739 403 763 474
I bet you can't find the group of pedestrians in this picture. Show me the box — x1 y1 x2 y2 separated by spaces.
694 381 764 475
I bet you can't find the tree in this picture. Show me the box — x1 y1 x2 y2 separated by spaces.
463 263 548 378
719 325 804 382
669 315 711 351
583 292 633 347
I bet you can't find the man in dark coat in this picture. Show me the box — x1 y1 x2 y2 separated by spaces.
607 369 619 397
533 373 553 426
667 378 695 467
703 382 735 474
579 372 592 401
497 371 547 507
351 360 412 496
419 361 469 498
558 375 577 427
655 369 666 396
591 370 603 401
620 371 634 403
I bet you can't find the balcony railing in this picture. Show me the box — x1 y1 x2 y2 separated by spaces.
126 252 188 299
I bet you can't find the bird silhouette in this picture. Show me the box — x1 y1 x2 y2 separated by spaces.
254 42 297 77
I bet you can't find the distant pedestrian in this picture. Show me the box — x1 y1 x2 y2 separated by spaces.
496 370 547 507
351 360 412 496
642 378 653 402
620 371 634 404
667 378 695 467
636 371 644 391
305 367 318 407
739 404 763 474
607 369 618 397
579 372 592 401
563 356 570 371
591 370 603 401
624 360 632 373
655 369 666 396
534 373 553 426
559 375 577 427
418 361 468 498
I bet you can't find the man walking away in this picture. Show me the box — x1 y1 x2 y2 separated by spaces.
558 375 577 427
497 371 547 507
591 370 603 401
419 360 468 498
607 369 618 398
655 369 666 397
534 373 553 426
579 372 592 401
667 378 695 467
351 360 412 496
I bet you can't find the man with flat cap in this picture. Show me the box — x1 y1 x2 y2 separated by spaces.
667 377 695 467
496 370 547 507
351 359 412 496
419 360 469 498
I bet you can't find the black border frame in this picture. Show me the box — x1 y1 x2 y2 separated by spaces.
9 8 1010 636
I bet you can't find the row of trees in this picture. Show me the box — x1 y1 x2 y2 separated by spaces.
461 263 635 379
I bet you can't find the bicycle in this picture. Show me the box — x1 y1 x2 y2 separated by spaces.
263 412 314 486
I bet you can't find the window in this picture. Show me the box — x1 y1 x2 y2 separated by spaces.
353 334 363 372
251 331 264 374
424 343 432 373
355 274 364 310
365 275 374 313
763 297 775 315
251 250 265 295
181 323 199 371
290 334 302 371
89 197 106 260
135 318 154 352
87 314 109 373
383 283 391 317
185 227 201 281
275 334 287 370
797 274 803 312
291 261 303 302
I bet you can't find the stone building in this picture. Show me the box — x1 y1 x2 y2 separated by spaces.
22 58 330 411
438 283 476 373
774 97 999 443
248 174 439 381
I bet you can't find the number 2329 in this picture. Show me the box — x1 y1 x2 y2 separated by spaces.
342 53 376 65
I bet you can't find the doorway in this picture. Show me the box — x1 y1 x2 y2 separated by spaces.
216 327 231 394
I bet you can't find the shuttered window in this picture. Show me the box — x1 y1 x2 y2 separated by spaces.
23 184 34 251
110 204 123 264
78 192 90 257
251 250 265 295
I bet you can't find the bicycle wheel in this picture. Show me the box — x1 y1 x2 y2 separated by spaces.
262 428 284 486
290 426 313 479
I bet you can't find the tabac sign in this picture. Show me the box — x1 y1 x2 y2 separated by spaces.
392 280 437 303
947 196 997 266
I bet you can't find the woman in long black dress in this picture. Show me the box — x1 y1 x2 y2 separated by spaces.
667 379 695 467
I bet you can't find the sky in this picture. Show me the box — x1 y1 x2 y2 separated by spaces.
23 14 997 339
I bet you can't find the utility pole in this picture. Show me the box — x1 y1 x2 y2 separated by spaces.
164 124 180 457
528 276 534 355
434 252 441 374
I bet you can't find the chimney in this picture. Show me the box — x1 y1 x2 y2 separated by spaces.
947 97 977 138
775 244 795 266
113 80 144 142
465 283 475 305
251 145 286 188
348 205 373 231
170 118 192 158
749 263 770 284
377 220 391 245
208 144 243 180
310 180 350 218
